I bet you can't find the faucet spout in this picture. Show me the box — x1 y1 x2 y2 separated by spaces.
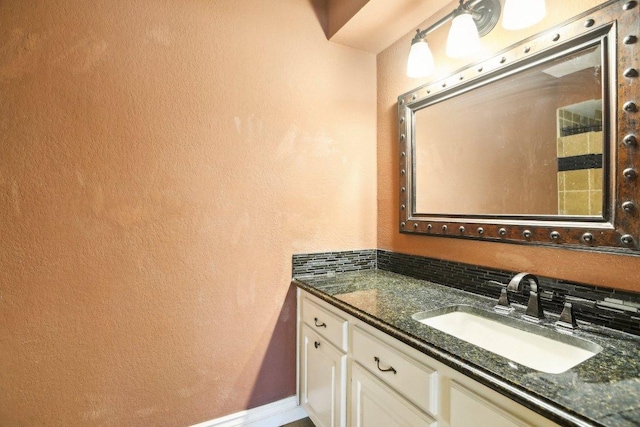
508 272 539 292
508 272 545 321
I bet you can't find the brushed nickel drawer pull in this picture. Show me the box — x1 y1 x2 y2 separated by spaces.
374 357 397 374
314 317 327 328
314 341 320 349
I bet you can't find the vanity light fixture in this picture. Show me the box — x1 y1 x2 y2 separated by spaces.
406 0 546 78
446 7 482 58
407 0 501 77
502 0 546 30
407 34 436 78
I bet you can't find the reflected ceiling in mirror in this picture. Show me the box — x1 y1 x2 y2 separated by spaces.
398 0 640 251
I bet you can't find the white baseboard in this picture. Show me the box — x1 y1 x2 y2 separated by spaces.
190 396 308 427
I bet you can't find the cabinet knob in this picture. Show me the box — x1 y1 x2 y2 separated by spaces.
374 356 397 374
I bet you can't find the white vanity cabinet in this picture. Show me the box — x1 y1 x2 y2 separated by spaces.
297 289 560 427
300 324 347 427
350 324 437 427
299 293 349 427
350 362 436 427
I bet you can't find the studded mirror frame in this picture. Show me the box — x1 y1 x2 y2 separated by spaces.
398 0 640 252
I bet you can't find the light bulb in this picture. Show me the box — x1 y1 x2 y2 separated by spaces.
407 39 435 78
446 12 481 58
502 0 546 30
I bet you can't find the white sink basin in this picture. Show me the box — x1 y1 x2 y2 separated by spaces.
413 305 602 374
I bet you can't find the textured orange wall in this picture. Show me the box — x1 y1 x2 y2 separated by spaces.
0 0 376 425
377 0 640 292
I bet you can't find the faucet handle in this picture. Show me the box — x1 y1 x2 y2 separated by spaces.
495 288 514 312
555 302 578 330
489 281 515 312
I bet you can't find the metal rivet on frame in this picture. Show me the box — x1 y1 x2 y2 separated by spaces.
442 225 448 232
624 68 639 78
477 227 484 235
401 222 406 228
499 228 507 236
478 66 483 72
523 230 532 239
582 232 594 243
401 186 406 192
624 101 638 112
584 19 595 28
442 82 447 88
623 1 638 10
400 134 406 140
401 204 406 211
550 231 561 240
427 224 432 231
427 89 431 94
414 223 419 229
552 34 561 42
624 35 638 44
622 201 636 212
459 226 465 233
500 57 506 64
624 134 638 146
623 168 638 179
401 169 406 175
459 75 464 81
400 99 405 105
412 94 417 100
621 234 635 245
524 46 531 53
401 151 406 157
400 117 405 123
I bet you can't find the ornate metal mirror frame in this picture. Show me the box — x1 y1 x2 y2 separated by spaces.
398 0 640 252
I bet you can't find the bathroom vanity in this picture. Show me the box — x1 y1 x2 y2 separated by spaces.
294 269 640 427
294 1 640 425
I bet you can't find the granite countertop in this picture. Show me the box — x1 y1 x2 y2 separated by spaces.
293 270 640 427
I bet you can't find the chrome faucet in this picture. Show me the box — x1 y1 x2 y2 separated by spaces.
509 272 545 321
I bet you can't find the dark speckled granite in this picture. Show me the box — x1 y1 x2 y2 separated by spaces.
293 270 640 427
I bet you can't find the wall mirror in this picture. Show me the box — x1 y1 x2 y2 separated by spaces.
398 0 640 251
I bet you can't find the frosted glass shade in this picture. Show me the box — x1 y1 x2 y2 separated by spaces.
407 39 435 78
446 12 481 58
502 0 546 30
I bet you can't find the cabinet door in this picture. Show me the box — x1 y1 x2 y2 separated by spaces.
300 325 346 427
350 363 436 427
450 381 537 427
351 325 439 417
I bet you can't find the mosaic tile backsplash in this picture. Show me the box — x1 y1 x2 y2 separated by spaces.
292 249 640 336
292 250 377 276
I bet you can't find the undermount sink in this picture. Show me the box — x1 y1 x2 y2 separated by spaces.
412 305 602 374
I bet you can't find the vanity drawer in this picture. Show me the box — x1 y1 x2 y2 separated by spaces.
301 294 348 352
352 326 438 417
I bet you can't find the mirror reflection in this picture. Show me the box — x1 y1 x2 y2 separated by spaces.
414 43 603 217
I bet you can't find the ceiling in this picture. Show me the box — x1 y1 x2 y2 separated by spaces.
327 0 453 54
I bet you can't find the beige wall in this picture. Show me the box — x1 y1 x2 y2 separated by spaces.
0 0 376 425
377 0 640 293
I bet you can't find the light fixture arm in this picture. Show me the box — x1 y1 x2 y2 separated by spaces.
411 0 501 44
411 10 455 44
